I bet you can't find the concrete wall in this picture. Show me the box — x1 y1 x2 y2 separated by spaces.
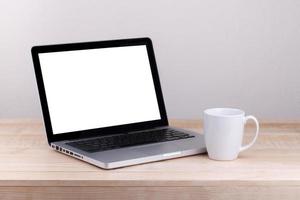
0 0 299 120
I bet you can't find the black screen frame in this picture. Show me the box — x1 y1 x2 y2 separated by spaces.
31 38 168 144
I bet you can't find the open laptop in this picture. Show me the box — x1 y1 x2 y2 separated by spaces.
31 38 206 169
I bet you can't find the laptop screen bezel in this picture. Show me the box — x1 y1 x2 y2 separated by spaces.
31 38 168 144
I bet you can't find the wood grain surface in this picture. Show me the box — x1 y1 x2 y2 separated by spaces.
0 119 300 200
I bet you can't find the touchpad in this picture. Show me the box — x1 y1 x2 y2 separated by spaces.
137 143 180 156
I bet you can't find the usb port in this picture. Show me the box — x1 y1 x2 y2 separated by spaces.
66 150 69 154
70 152 73 155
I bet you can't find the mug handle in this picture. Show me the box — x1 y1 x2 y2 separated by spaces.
240 115 259 152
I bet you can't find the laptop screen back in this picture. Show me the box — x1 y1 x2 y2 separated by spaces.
38 45 161 134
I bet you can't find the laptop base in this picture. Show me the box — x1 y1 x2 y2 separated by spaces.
52 127 206 169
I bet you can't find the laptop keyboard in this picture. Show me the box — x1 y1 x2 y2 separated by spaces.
66 128 195 153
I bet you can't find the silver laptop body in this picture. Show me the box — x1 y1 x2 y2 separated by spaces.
32 38 206 169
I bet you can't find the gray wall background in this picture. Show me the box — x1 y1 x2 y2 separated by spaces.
1 0 300 120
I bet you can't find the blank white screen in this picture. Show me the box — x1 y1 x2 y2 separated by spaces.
38 45 161 134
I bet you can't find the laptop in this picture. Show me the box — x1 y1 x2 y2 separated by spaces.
31 38 206 169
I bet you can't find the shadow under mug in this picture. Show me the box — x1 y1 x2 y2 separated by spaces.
203 108 259 160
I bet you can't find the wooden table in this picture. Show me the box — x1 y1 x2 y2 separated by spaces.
0 119 300 200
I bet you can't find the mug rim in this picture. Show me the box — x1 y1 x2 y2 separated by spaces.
204 108 245 117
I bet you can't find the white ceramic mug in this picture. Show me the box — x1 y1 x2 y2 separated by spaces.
203 108 259 160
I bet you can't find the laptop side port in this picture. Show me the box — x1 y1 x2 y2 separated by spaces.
74 153 83 159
